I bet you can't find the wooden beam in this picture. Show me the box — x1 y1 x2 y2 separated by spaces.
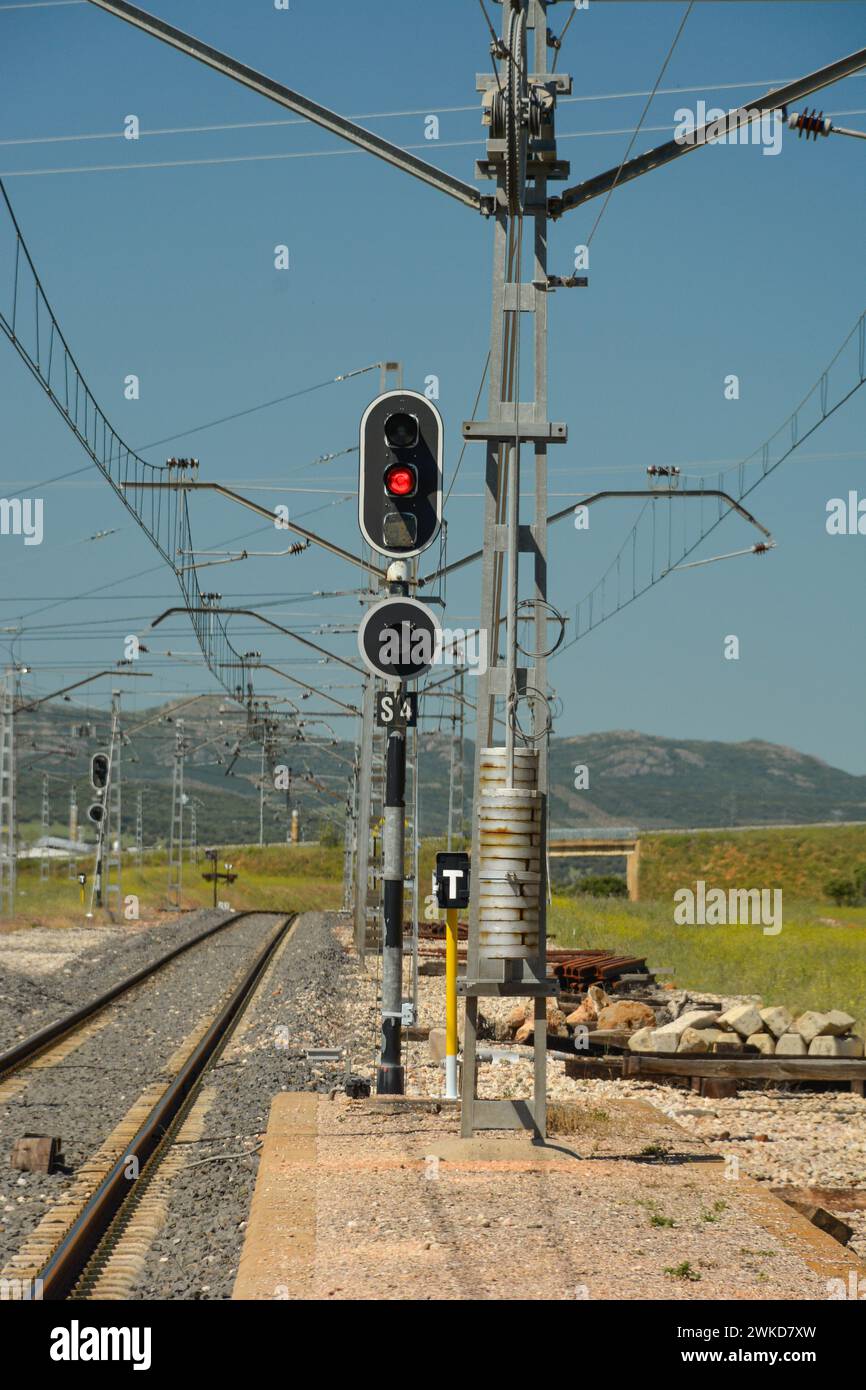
623 1055 866 1082
565 1052 866 1085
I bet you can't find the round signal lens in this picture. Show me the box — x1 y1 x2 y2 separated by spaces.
384 412 419 450
384 464 416 497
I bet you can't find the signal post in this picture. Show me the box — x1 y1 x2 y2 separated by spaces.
87 749 110 910
358 392 442 1094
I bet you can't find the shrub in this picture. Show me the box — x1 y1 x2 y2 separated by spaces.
824 866 866 906
570 874 628 899
317 818 342 848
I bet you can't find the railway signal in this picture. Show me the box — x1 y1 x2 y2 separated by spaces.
87 802 105 826
356 381 442 1097
358 390 443 559
90 752 109 790
201 847 237 910
357 595 441 682
61 0 866 1141
357 583 438 1095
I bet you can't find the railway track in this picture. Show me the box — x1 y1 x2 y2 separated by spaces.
0 909 296 1300
0 909 272 1081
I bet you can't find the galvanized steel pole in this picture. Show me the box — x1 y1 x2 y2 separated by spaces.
377 686 406 1095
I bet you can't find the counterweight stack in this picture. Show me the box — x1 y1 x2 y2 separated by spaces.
477 748 541 960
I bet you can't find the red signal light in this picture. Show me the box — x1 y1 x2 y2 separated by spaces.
384 463 416 498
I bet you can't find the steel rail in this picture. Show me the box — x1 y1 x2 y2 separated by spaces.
29 911 296 1301
0 909 264 1080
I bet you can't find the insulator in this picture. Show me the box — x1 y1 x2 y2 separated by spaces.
288 540 309 556
787 108 831 140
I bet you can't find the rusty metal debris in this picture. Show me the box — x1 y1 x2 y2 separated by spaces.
552 950 649 989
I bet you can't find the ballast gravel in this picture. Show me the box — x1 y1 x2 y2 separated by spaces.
132 910 363 1300
0 909 234 1049
3 909 863 1298
0 911 288 1267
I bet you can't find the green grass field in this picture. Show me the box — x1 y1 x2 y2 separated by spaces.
640 823 866 900
5 832 864 1036
549 895 866 1035
6 843 344 926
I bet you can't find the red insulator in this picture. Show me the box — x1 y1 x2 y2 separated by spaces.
788 108 831 140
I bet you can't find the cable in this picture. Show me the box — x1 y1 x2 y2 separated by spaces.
0 176 369 704
552 6 578 74
556 306 866 654
134 366 379 454
477 0 501 52
2 79 863 150
4 463 92 501
7 107 866 181
587 1 695 247
4 487 357 631
0 140 483 180
443 352 490 507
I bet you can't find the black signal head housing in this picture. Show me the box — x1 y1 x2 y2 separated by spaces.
358 389 443 559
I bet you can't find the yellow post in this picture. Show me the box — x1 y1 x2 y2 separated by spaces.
445 907 459 1099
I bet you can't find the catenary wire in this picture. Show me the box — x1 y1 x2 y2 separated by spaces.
586 1 695 247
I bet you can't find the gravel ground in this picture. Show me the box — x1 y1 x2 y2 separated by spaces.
0 909 235 1051
131 910 362 1300
215 916 864 1300
310 1096 841 1301
0 911 287 1267
363 929 866 1263
4 908 862 1298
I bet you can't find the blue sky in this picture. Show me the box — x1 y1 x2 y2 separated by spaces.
1 0 864 773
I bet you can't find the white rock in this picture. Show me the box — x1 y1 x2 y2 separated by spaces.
654 1010 722 1038
628 1027 656 1054
792 1011 830 1045
718 1003 763 1038
647 1030 680 1053
808 1035 864 1059
698 1028 733 1047
677 1027 712 1055
776 1033 807 1057
746 1032 776 1056
759 1006 793 1039
823 1011 857 1037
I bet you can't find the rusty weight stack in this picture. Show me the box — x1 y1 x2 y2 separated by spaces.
477 747 542 960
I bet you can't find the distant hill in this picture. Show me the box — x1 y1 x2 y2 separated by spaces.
9 699 866 844
549 731 866 830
